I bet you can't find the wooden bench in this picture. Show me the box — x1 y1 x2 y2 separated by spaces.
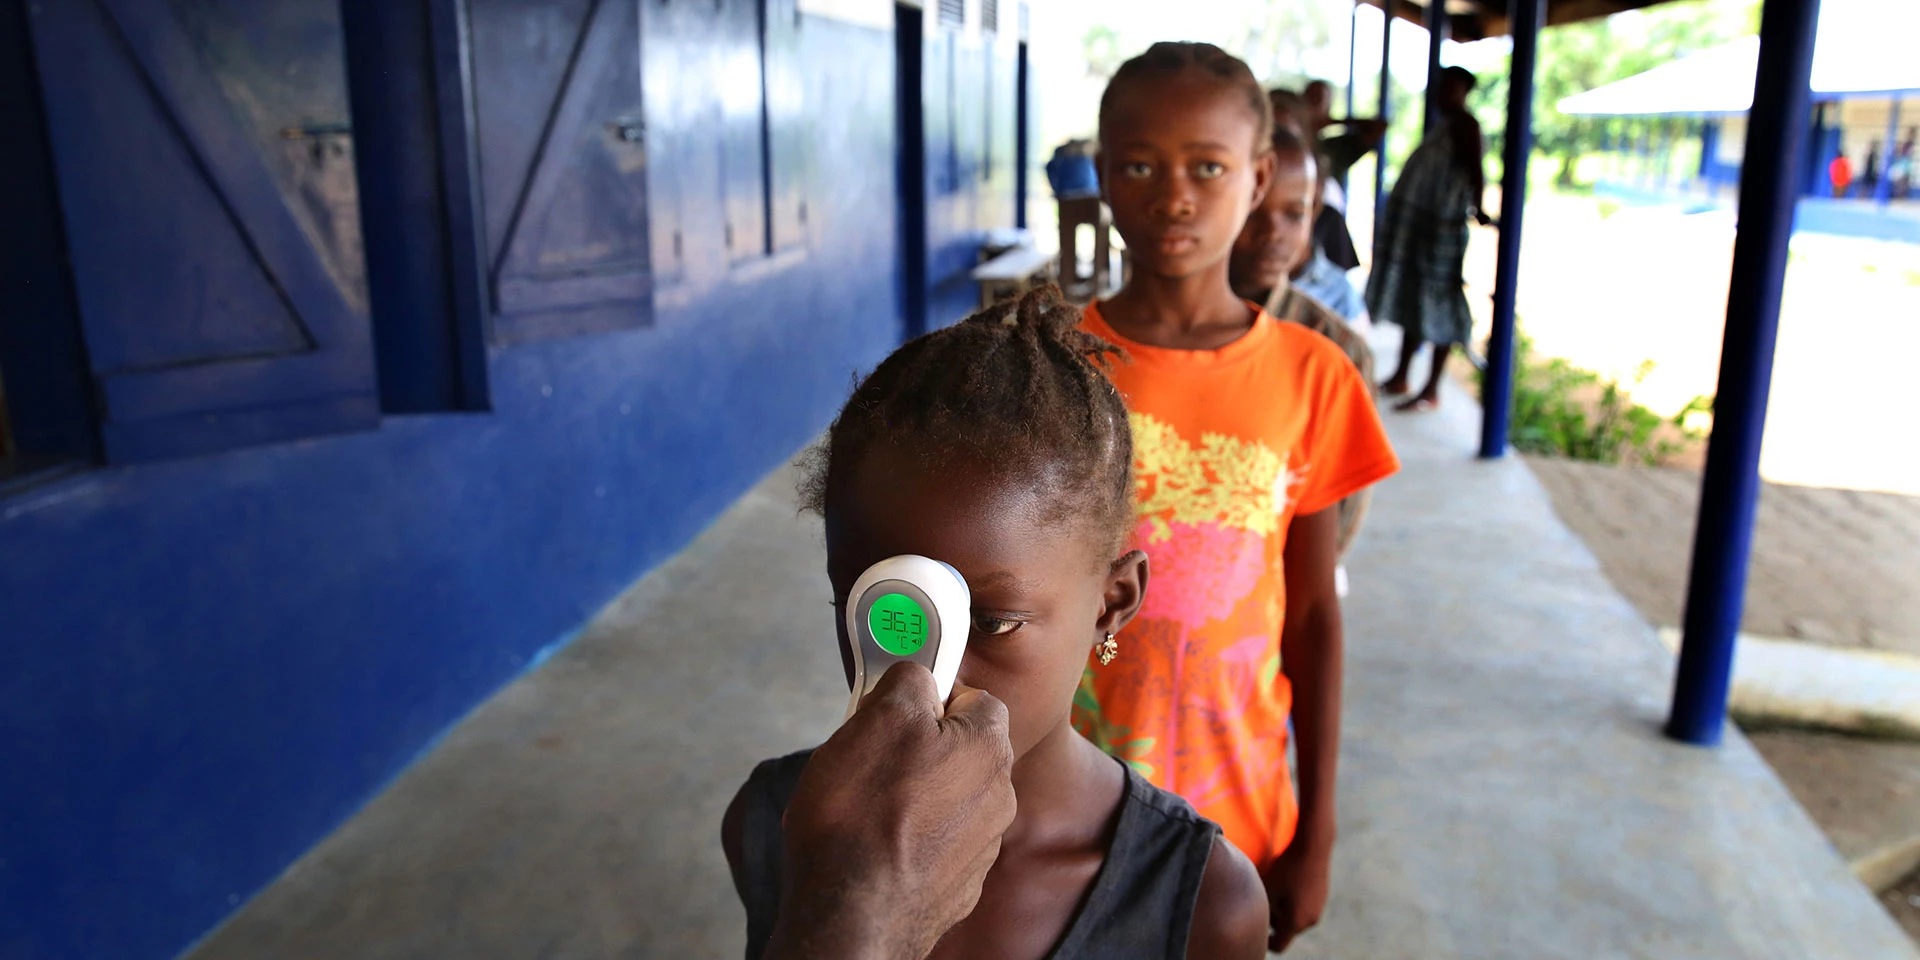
970 244 1056 309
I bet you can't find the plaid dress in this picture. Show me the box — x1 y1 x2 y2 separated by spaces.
1365 123 1475 346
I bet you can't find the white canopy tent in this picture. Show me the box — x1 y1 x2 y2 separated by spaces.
1558 0 1920 116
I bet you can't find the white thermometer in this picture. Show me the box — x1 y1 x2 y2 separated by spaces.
843 555 971 718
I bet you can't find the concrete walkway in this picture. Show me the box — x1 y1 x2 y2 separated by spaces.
186 376 1915 959
1280 374 1915 959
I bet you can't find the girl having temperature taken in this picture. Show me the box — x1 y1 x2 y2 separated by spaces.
724 285 1271 960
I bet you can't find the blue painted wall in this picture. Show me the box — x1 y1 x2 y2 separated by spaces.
0 2 1023 957
923 24 1021 329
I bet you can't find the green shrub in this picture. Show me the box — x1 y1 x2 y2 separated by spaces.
1486 334 1707 466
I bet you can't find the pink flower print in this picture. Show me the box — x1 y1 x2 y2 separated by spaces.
1135 519 1267 630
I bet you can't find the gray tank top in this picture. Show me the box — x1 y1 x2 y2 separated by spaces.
734 749 1221 960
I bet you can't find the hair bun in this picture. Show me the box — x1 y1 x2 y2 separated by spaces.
962 282 1070 336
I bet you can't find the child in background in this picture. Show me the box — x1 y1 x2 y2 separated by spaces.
723 286 1269 960
1229 126 1372 363
1073 42 1399 952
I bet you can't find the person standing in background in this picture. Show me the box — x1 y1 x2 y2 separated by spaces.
1368 66 1493 412
1302 79 1388 192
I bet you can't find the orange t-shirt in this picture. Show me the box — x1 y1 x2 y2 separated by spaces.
1073 302 1400 868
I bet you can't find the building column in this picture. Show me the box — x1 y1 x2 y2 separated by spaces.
1667 0 1823 747
1876 94 1902 205
1423 0 1448 136
1374 0 1395 236
1479 0 1543 460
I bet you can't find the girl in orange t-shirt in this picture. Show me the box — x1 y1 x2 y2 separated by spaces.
1069 43 1399 953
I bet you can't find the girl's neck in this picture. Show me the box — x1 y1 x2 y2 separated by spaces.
1003 719 1124 850
1101 262 1255 350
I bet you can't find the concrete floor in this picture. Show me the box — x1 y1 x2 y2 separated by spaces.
1277 372 1915 960
187 354 1917 959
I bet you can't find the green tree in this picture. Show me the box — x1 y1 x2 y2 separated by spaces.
1082 24 1123 80
1229 0 1339 88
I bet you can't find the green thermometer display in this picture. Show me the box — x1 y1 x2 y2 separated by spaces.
844 555 970 718
867 592 928 656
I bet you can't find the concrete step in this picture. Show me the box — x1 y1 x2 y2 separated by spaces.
1656 627 1920 741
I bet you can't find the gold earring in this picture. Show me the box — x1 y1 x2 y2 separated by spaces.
1097 632 1119 666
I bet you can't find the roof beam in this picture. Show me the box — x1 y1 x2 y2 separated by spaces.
1355 0 1690 40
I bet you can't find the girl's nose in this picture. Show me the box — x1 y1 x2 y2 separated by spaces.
1156 177 1197 221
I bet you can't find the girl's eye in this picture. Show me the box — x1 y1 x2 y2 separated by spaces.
971 612 1023 636
1123 162 1153 178
1195 161 1227 179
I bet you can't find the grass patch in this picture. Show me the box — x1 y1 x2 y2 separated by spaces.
1486 333 1709 466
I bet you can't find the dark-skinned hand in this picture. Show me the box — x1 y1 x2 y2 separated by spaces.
764 662 1017 960
1263 836 1333 953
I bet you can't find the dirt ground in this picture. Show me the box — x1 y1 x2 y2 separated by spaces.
1888 869 1920 943
1524 456 1920 654
1749 730 1920 940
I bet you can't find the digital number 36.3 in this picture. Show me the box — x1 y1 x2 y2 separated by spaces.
879 610 925 633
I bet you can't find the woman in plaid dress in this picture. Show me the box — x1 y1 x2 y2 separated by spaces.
1367 66 1493 412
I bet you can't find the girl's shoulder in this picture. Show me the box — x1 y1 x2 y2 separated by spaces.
1082 769 1267 959
1267 311 1366 375
722 749 815 954
1121 771 1267 960
1189 835 1271 959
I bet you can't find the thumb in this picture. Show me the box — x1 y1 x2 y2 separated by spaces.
940 683 1011 744
865 661 943 720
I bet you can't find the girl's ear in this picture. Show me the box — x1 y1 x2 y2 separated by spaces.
1095 549 1150 641
1248 148 1277 212
1094 148 1107 202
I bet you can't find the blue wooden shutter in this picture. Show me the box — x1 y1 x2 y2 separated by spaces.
469 0 653 342
716 0 768 262
764 0 807 252
26 0 377 462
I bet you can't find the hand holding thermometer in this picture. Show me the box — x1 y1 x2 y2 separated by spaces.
843 555 971 719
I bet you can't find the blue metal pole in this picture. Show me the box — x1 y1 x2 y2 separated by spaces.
1876 94 1901 206
1700 120 1719 191
1423 0 1448 137
1480 0 1541 460
1346 3 1358 120
1375 0 1394 235
1344 2 1358 195
1667 0 1822 747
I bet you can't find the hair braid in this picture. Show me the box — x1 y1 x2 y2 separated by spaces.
1099 42 1272 155
800 284 1136 559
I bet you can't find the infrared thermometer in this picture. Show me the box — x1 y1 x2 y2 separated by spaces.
842 555 971 718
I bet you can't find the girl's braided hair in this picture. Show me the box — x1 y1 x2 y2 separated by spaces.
801 284 1136 559
1098 41 1273 154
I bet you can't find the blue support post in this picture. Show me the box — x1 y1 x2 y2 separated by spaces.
1876 94 1901 206
1375 0 1394 234
1346 3 1357 121
1667 0 1822 747
1423 0 1448 137
1344 2 1357 195
1479 0 1542 460
1700 120 1720 192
